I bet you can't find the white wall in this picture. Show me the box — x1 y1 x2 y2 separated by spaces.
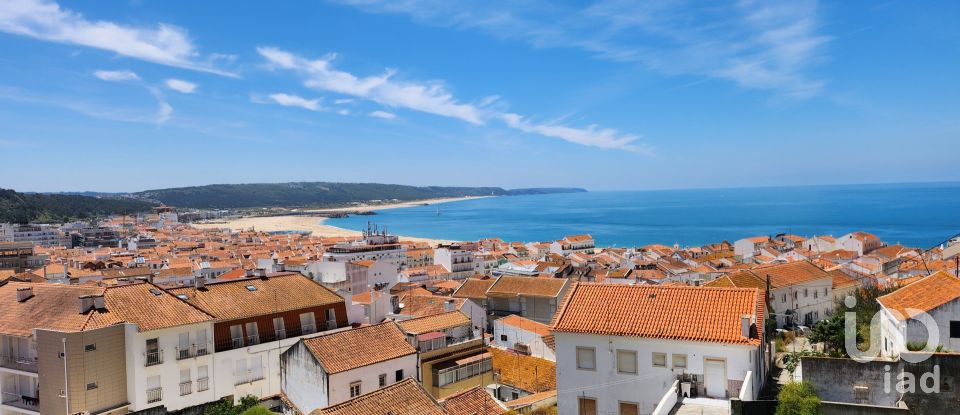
327 354 418 406
124 322 215 412
492 320 555 361
554 332 757 415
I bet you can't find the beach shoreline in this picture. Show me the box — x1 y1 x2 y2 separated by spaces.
190 196 488 245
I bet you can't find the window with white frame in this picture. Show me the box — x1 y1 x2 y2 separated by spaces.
349 381 361 397
576 347 596 370
672 354 687 369
652 352 667 368
616 349 637 374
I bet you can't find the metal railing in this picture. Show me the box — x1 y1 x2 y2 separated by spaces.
216 324 337 351
0 354 38 373
144 350 163 367
247 334 260 346
146 387 163 403
1 392 39 410
179 381 192 396
197 377 209 392
234 369 266 385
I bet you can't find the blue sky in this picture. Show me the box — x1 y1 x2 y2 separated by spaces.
1 0 958 192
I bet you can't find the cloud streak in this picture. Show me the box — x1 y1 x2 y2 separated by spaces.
0 0 236 76
336 0 830 98
165 79 197 93
267 93 323 111
94 69 140 82
258 46 646 152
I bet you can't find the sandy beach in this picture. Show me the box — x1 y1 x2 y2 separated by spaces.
190 196 489 245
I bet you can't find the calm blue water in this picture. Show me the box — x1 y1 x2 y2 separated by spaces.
327 183 960 248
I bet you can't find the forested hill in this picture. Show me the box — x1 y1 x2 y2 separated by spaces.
135 182 586 209
0 188 154 224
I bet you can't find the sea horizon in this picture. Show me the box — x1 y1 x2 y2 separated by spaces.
327 181 960 248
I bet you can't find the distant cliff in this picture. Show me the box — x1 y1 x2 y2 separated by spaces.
132 182 586 209
506 187 588 195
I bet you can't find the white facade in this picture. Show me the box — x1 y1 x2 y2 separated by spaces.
282 341 417 412
434 247 475 280
123 322 216 412
880 297 960 357
554 333 761 415
733 237 767 259
492 320 555 361
768 277 833 328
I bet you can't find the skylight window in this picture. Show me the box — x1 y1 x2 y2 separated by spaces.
176 294 189 300
149 288 162 296
245 285 257 291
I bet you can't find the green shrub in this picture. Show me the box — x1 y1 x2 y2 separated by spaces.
776 381 821 415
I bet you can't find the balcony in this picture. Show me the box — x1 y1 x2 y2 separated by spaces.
234 369 265 386
197 377 209 392
179 381 192 396
144 350 163 367
1 392 39 411
0 354 38 373
146 387 163 403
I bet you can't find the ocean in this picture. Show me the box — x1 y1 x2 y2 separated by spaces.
326 182 960 249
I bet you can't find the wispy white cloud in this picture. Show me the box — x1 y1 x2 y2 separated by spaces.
334 98 355 105
93 69 140 82
164 78 197 93
500 113 651 155
368 110 396 120
0 0 236 76
0 85 172 124
147 87 172 124
335 0 830 97
267 93 323 111
258 46 645 152
257 46 484 124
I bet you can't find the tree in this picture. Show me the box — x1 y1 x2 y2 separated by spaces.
240 406 276 415
203 395 261 415
808 313 852 357
776 381 821 415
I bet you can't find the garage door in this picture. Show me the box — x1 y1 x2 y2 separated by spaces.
704 359 727 398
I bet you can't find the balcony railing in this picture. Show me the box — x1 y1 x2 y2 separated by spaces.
217 324 337 351
234 369 265 385
146 387 163 403
179 381 192 396
197 377 209 392
1 392 39 410
144 350 163 367
0 354 38 373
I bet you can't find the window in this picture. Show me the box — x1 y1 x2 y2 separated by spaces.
512 391 519 400
804 288 808 297
576 347 596 370
616 350 637 374
85 343 96 352
652 352 667 368
379 374 387 387
349 381 361 398
300 312 316 334
951 321 960 338
814 290 818 299
86 382 98 390
395 369 404 382
230 324 244 347
274 317 286 340
781 294 786 303
673 354 688 369
619 402 640 415
578 397 597 415
500 334 508 342
245 322 260 345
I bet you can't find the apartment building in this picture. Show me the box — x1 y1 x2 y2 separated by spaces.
1 281 215 415
0 224 64 247
486 276 571 324
168 274 348 402
0 243 45 274
395 311 486 399
434 244 475 280
550 234 595 256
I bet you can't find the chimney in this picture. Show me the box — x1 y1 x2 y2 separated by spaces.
92 294 106 310
195 276 206 290
79 295 95 314
741 315 752 338
444 299 456 313
16 287 33 302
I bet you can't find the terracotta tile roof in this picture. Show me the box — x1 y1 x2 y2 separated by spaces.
169 274 344 321
487 276 567 298
498 315 551 337
86 283 213 331
489 347 556 393
505 390 556 409
0 282 105 336
552 283 763 346
303 322 416 374
311 378 446 415
719 261 831 290
397 311 471 335
452 278 495 300
878 271 960 321
398 295 466 318
441 386 506 415
829 270 858 289
703 275 736 288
